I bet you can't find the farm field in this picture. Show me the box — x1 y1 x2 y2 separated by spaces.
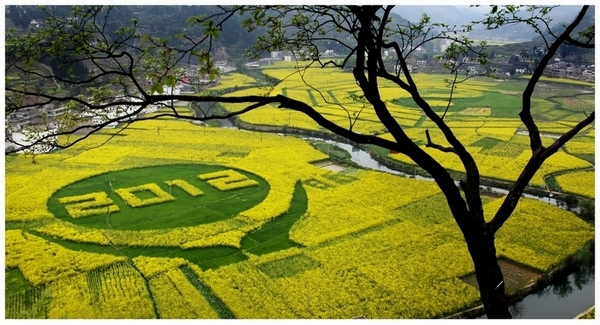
220 61 595 195
5 104 594 318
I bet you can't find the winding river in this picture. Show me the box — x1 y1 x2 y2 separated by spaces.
319 138 595 319
217 118 595 319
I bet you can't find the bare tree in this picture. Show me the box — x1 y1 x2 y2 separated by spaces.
5 5 594 318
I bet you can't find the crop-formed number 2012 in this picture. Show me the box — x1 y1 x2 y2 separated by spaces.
58 169 259 219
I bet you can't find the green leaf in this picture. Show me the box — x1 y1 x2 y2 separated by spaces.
165 75 176 88
151 82 163 95
205 26 220 38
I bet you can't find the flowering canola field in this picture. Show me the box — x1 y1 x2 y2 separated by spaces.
221 62 594 194
4 63 594 319
6 70 594 318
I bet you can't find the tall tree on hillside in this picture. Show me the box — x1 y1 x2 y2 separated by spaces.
5 5 595 318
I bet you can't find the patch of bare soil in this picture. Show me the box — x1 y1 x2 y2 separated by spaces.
312 159 346 172
461 259 542 295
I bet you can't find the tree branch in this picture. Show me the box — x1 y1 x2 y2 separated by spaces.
425 129 458 154
520 5 590 154
488 110 595 234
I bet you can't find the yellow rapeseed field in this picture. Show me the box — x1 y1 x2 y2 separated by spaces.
5 65 594 319
555 170 595 199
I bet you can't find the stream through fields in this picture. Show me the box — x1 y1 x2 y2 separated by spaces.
322 139 595 319
217 119 595 318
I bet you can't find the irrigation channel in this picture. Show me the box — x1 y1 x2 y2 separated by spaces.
217 118 594 318
319 139 595 319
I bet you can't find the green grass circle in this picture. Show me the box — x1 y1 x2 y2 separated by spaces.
47 164 270 230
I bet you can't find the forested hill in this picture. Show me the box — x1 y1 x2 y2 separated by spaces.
6 5 410 62
6 5 262 62
391 5 593 43
5 5 592 64
125 6 266 61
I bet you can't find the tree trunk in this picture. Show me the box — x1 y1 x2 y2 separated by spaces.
465 231 512 319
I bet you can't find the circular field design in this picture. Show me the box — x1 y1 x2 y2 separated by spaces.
47 164 270 231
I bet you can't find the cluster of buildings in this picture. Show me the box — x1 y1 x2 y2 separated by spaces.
260 43 594 81
245 49 341 68
391 53 595 81
5 95 165 153
6 43 594 153
6 95 165 131
6 62 232 154
543 58 595 81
